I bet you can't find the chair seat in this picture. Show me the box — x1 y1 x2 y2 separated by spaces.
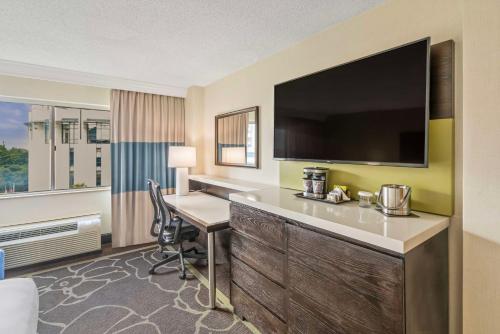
161 218 199 244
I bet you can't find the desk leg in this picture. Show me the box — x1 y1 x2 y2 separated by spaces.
208 231 216 309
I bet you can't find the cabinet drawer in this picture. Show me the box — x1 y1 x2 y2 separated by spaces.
231 282 287 334
288 298 336 334
288 225 404 334
231 230 285 285
231 256 286 321
230 203 285 250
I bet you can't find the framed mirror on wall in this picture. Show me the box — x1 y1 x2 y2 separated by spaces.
215 106 259 168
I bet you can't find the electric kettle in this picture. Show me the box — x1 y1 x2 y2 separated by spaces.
377 184 412 216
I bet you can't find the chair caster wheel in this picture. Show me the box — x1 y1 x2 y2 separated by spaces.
162 254 169 259
149 268 155 275
179 272 186 280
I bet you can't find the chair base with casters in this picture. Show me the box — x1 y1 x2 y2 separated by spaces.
149 242 207 279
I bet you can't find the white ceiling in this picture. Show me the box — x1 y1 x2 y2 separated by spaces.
0 0 383 93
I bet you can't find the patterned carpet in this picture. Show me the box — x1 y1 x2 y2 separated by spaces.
29 246 254 334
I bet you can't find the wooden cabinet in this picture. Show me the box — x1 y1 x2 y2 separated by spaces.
230 205 287 334
229 203 448 334
231 256 287 321
231 283 287 334
288 225 404 334
231 230 286 285
230 203 286 249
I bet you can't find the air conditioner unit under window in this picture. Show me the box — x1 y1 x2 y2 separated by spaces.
0 214 101 270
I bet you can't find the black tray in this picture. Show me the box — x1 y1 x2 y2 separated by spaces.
294 192 350 205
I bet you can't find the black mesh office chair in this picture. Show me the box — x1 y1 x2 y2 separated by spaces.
147 179 206 279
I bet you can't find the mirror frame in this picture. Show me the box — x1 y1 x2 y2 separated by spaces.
215 106 259 169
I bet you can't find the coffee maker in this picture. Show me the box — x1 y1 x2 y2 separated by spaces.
302 167 329 199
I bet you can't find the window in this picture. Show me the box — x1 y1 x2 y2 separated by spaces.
44 120 50 144
69 147 75 167
96 170 102 187
0 101 110 195
247 123 256 165
61 120 79 144
0 102 51 193
96 147 102 187
96 147 102 167
86 121 110 144
69 147 75 188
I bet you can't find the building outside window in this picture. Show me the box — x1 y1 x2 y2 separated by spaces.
60 119 79 144
96 147 102 187
86 120 110 144
0 101 110 195
69 171 75 188
69 147 75 188
96 147 102 167
69 147 75 166
44 120 50 144
96 170 101 187
247 123 256 165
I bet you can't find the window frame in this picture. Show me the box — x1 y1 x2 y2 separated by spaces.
0 96 110 197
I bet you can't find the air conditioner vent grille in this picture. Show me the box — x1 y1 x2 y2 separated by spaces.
0 222 79 244
19 230 41 239
58 223 78 233
40 227 64 236
0 233 19 243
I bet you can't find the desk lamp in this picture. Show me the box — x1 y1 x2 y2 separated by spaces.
168 146 196 196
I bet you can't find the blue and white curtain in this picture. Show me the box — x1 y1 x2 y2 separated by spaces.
217 112 248 159
111 90 185 247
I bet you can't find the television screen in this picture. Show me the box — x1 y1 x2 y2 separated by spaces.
274 38 430 167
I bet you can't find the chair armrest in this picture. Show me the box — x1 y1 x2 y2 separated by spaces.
172 217 183 242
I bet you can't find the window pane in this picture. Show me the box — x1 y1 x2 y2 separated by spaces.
0 102 51 194
29 105 52 192
54 107 110 189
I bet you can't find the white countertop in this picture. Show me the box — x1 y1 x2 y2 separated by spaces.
189 174 271 192
163 191 230 226
229 187 449 254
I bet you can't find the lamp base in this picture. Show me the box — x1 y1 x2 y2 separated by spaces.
176 167 189 196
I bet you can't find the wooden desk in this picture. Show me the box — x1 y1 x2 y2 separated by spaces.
163 191 230 309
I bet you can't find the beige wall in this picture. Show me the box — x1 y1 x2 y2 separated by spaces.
200 0 463 185
0 74 109 108
0 75 112 233
185 86 205 175
187 0 464 332
462 0 500 332
0 189 111 233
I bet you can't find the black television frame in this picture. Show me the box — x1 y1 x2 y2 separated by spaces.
273 37 431 168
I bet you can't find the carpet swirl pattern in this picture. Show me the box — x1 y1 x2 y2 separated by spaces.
30 247 253 334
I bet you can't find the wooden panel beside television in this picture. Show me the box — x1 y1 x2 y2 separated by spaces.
229 202 448 334
430 40 454 119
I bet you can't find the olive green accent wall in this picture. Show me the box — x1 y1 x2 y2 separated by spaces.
279 118 454 216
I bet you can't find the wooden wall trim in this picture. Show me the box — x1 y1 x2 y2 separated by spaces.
430 40 454 119
404 229 449 334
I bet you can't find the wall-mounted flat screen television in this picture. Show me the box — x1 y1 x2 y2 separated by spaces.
274 38 430 167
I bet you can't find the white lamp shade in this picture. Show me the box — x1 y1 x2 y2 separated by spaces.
168 146 196 168
222 147 246 164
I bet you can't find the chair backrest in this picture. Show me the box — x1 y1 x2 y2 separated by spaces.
147 179 161 237
156 184 183 245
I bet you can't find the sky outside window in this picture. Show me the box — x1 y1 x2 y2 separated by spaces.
0 101 29 148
